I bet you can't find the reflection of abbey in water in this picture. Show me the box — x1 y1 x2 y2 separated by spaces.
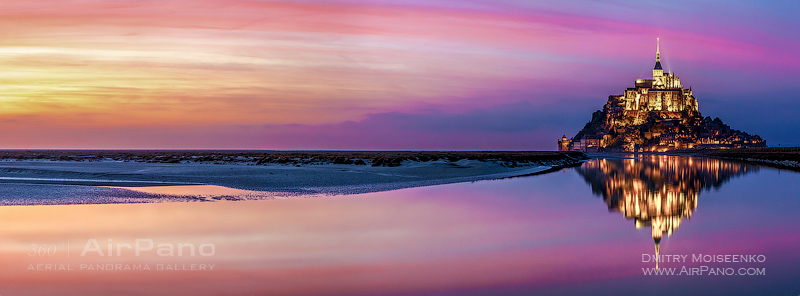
575 155 756 266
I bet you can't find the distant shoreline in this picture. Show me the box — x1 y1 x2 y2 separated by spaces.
585 148 800 172
0 150 588 167
695 147 800 171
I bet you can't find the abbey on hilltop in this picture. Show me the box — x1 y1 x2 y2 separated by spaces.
559 39 765 152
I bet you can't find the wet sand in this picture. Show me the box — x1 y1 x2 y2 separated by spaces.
0 154 585 205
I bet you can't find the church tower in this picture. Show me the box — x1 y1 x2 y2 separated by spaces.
652 38 664 86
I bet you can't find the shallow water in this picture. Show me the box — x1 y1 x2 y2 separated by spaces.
0 155 798 295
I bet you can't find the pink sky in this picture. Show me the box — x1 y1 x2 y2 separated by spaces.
1 0 798 149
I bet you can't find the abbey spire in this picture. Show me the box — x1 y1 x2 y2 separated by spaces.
656 38 660 62
653 38 663 79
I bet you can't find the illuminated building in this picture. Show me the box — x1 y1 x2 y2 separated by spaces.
559 39 765 152
621 38 698 114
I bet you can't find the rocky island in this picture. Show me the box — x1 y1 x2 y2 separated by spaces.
559 39 765 152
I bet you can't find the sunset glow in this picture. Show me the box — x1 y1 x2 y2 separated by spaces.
1 0 798 148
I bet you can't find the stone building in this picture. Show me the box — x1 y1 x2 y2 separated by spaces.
619 38 698 115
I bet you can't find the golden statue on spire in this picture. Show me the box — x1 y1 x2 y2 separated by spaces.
656 37 660 62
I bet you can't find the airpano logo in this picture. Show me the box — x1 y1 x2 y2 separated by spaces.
26 238 217 272
80 239 216 257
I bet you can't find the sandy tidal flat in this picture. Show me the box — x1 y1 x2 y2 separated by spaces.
0 157 582 205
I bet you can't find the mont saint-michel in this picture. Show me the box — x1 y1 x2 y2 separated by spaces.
559 39 766 152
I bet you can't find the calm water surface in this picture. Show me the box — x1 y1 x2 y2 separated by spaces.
1 155 798 295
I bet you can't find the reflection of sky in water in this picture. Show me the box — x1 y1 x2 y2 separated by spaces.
0 156 798 295
107 185 305 200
